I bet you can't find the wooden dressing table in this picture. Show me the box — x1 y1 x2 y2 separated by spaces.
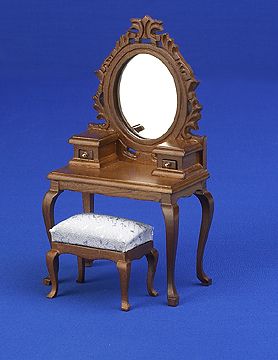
42 16 214 307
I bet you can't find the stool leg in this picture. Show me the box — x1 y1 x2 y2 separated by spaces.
116 260 131 311
76 257 85 283
146 248 159 297
46 249 59 299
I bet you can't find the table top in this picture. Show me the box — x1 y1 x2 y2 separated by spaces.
48 160 209 195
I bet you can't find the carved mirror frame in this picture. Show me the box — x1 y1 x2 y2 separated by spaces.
67 16 207 178
91 15 202 156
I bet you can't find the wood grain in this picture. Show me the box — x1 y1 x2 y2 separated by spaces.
194 190 214 285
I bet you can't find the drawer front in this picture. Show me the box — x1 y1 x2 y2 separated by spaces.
162 159 177 170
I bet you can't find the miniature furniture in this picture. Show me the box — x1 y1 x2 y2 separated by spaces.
43 15 214 307
46 213 158 311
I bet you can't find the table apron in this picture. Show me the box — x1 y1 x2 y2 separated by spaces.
57 180 205 203
58 180 163 202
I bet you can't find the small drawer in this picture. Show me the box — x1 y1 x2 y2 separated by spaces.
162 159 177 170
78 149 93 160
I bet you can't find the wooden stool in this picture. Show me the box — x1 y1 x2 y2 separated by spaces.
45 213 159 311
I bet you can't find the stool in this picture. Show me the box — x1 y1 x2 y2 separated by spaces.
45 213 159 311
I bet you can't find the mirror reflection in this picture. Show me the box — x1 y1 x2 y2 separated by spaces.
118 54 177 139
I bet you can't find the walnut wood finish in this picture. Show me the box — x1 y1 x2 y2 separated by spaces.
161 203 179 306
82 193 94 213
42 16 214 306
93 16 201 147
42 182 63 244
194 190 214 285
116 260 131 311
45 241 158 311
146 248 159 297
82 192 95 267
46 249 59 298
77 256 85 283
42 182 63 286
44 163 213 304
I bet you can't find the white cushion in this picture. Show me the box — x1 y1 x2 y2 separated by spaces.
50 213 153 252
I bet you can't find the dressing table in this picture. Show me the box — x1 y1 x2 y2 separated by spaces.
42 15 214 306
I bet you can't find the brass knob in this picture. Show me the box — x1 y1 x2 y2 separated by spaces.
81 151 88 159
164 161 171 168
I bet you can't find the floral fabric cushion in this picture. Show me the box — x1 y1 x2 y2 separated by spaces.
50 213 153 252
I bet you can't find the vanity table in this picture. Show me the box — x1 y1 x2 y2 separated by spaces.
42 16 214 307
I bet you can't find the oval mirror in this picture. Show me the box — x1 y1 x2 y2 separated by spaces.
118 54 178 139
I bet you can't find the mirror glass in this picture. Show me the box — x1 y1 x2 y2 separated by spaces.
118 54 177 139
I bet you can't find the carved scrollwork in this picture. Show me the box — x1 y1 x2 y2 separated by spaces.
129 16 163 42
93 86 109 129
92 15 202 138
92 33 130 130
158 32 202 137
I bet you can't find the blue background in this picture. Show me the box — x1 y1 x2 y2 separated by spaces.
1 1 277 359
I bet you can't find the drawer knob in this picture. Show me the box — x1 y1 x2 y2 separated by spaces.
164 161 172 168
81 151 89 159
162 159 177 170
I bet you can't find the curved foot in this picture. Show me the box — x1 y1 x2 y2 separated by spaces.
46 249 59 298
150 289 159 297
47 289 57 299
167 295 179 307
43 276 51 286
194 190 214 286
146 248 159 297
121 301 131 312
198 275 212 286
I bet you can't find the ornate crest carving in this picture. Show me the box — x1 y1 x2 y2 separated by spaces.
91 15 202 139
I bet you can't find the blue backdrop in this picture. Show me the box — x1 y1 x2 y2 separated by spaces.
1 1 277 359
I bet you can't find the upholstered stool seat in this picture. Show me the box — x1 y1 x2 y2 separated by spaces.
45 213 158 311
50 213 153 252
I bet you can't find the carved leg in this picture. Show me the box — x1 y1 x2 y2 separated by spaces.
116 260 131 311
42 183 63 285
76 257 85 283
194 190 214 285
146 248 159 297
161 203 179 306
82 193 95 267
46 249 60 298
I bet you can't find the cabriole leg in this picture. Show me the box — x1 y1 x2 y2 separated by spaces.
161 203 179 307
116 260 131 311
42 183 63 285
194 190 214 285
46 249 60 298
146 248 159 297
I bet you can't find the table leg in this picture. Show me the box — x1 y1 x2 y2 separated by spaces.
82 193 95 267
194 190 214 285
161 203 179 306
82 193 95 213
42 184 63 285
